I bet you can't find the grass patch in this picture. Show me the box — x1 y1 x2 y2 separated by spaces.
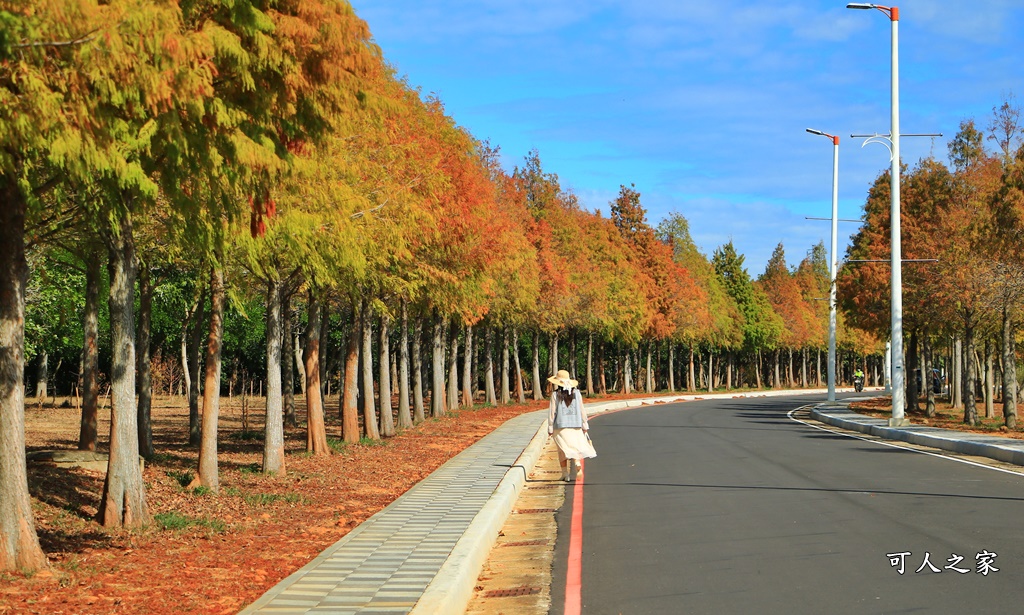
191 485 213 497
166 470 193 488
238 462 262 476
59 556 82 573
225 487 306 507
153 511 226 533
240 492 305 506
230 430 263 441
359 437 389 447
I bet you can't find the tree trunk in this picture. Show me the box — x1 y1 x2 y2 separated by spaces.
963 323 978 425
485 325 497 405
431 313 446 417
772 350 781 388
645 342 653 393
624 349 633 394
79 249 101 451
194 266 225 492
390 330 398 400
787 348 795 388
33 351 47 401
712 347 720 390
263 277 285 474
1003 307 1017 428
532 330 543 400
0 189 47 571
801 349 808 388
98 215 149 525
136 263 154 461
668 343 675 393
501 326 511 404
953 336 963 409
304 291 330 453
281 291 297 428
412 316 425 424
727 352 733 391
318 303 329 400
688 346 695 392
549 332 559 388
361 299 380 438
187 289 205 446
341 298 361 443
586 333 595 396
985 339 996 420
294 333 306 394
462 323 474 407
568 331 576 381
924 334 936 418
447 318 459 411
379 310 395 437
397 300 413 429
513 328 525 403
180 319 189 398
907 330 919 412
472 330 480 401
754 350 762 389
697 352 704 390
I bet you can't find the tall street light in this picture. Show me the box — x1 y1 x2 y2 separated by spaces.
806 128 839 403
847 3 908 426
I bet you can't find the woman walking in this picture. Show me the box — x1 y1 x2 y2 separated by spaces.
547 370 596 481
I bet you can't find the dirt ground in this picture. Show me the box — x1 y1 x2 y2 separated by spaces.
6 394 557 615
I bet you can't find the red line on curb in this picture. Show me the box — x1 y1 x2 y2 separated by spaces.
565 459 585 615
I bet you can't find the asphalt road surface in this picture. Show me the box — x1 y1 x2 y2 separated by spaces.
552 393 1024 614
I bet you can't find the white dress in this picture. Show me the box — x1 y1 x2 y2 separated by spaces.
551 427 597 461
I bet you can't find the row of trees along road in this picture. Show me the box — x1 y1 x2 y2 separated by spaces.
840 100 1024 429
2 0 1021 575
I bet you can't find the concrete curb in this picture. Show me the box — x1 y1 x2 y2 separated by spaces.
410 418 552 615
811 405 1024 467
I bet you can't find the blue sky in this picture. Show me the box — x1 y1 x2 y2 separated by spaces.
348 1 1024 275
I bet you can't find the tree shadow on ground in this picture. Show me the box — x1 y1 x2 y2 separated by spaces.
27 465 104 521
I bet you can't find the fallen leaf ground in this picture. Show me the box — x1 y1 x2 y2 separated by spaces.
8 395 556 615
849 395 1024 439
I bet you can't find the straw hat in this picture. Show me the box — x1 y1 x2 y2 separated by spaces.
547 369 578 389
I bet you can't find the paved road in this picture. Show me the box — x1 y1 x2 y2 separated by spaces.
552 394 1024 614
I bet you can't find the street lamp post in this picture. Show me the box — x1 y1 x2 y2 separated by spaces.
847 3 908 426
806 128 839 403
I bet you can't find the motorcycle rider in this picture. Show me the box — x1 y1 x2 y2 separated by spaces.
853 367 865 391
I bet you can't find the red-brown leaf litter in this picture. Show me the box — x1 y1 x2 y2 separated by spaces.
8 396 556 615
